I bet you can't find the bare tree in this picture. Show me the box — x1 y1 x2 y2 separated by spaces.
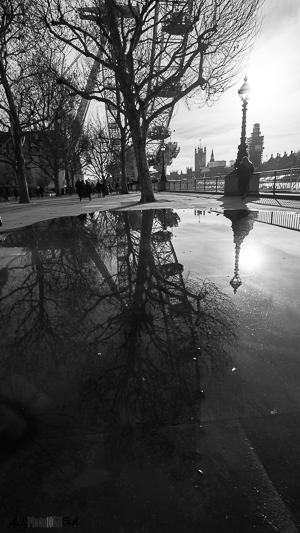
42 0 262 203
86 118 112 185
0 1 71 202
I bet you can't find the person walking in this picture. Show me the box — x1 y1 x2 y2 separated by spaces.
95 180 101 197
237 155 254 200
75 179 83 202
85 180 92 201
1 187 9 201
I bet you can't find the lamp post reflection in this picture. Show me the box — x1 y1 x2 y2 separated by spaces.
224 210 257 293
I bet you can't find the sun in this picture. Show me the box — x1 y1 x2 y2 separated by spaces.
239 243 263 271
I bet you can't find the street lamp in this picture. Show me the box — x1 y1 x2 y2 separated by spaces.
161 143 166 182
234 76 251 169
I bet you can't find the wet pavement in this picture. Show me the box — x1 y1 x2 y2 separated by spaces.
1 191 300 234
1 193 300 533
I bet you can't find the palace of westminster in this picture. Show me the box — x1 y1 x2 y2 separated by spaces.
169 123 300 180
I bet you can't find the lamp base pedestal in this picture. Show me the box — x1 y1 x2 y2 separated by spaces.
224 170 260 197
158 181 167 192
224 170 240 196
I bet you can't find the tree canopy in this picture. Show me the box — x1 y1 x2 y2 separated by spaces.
43 0 263 202
0 0 263 202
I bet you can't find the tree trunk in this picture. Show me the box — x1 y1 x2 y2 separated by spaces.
0 60 29 204
13 126 30 203
124 101 155 203
128 210 154 339
120 138 128 194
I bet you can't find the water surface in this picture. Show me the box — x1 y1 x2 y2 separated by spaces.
1 208 300 532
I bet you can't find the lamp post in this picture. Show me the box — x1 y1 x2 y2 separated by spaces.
234 76 251 169
161 143 166 182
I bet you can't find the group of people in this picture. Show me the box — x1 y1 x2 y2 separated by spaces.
75 179 93 202
95 180 113 198
0 185 44 200
75 178 129 201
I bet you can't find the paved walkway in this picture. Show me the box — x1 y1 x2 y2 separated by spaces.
1 190 300 532
1 191 300 233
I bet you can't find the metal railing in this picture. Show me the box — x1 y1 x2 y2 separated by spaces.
152 176 225 193
152 167 300 196
257 168 300 194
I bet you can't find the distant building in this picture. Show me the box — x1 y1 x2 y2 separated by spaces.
261 151 300 171
248 123 264 168
168 168 195 180
0 130 57 189
205 149 227 177
195 144 206 174
169 170 180 180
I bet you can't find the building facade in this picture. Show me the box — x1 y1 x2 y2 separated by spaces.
261 151 300 171
248 123 264 168
195 145 206 173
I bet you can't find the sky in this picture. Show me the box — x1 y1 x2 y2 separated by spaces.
168 0 300 172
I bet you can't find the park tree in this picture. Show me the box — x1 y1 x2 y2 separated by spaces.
0 1 70 202
43 0 262 203
106 99 132 194
86 117 113 185
0 0 35 202
33 96 92 196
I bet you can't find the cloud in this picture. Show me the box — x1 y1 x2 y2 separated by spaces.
262 0 300 35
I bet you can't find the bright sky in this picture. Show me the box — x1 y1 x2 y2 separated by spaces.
169 0 300 172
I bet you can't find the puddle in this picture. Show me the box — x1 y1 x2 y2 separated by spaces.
1 208 300 531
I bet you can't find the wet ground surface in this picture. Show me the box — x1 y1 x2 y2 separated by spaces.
0 206 300 532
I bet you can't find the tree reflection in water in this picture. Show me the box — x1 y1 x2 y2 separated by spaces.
0 210 242 531
0 209 239 438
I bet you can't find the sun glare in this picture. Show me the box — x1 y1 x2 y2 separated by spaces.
239 244 263 271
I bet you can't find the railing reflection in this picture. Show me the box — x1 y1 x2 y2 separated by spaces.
256 210 300 231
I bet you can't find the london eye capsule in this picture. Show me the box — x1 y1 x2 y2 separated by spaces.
162 12 193 36
151 231 172 242
148 126 171 141
115 3 140 18
160 82 182 98
109 122 119 130
158 263 184 277
147 155 158 166
111 138 121 148
79 3 140 21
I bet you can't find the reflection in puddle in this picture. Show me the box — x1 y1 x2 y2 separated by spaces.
0 210 238 430
238 242 263 271
0 208 300 531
